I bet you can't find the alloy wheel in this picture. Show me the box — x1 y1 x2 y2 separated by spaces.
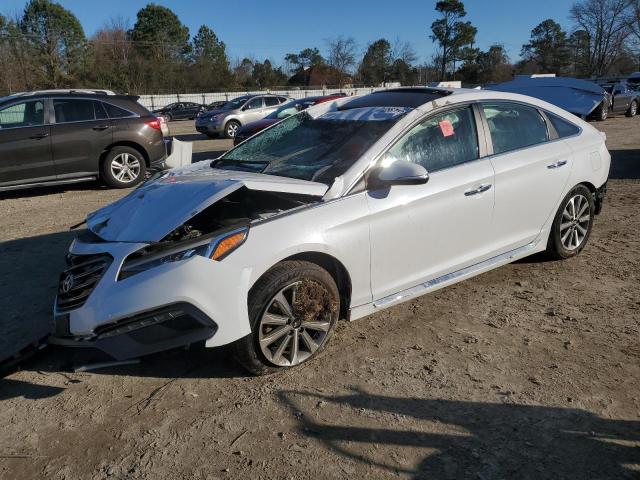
560 194 591 250
258 281 333 367
110 153 141 183
227 123 239 137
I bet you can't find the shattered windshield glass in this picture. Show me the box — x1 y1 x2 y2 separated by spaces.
214 107 410 184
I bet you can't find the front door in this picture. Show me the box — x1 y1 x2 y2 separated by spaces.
367 105 496 301
50 98 113 179
480 102 572 254
243 97 266 123
0 99 53 186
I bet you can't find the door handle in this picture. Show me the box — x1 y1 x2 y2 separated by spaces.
464 184 492 196
29 133 49 140
547 160 568 169
92 125 110 131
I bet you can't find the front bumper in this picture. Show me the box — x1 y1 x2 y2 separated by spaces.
594 182 607 215
195 120 224 135
51 238 252 359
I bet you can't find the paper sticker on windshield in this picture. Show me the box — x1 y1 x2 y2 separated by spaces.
439 120 454 137
321 106 412 122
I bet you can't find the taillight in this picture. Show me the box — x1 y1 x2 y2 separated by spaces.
145 118 162 130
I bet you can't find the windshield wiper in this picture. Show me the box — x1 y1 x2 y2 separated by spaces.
210 158 270 171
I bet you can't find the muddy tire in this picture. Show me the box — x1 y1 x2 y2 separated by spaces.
224 120 240 139
626 100 638 117
101 146 147 188
233 260 339 375
546 184 594 260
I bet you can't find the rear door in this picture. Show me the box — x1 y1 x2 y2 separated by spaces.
50 98 113 179
613 84 632 113
481 102 572 254
0 98 53 186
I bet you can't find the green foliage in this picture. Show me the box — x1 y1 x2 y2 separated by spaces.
520 19 571 75
430 0 477 80
130 3 189 54
358 39 393 85
20 0 87 87
285 47 325 73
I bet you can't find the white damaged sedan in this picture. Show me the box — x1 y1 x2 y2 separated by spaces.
51 88 610 374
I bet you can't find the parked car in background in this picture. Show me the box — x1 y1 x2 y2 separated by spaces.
195 94 290 138
234 93 347 145
596 80 638 117
153 102 204 121
52 88 609 375
0 90 167 191
203 100 227 112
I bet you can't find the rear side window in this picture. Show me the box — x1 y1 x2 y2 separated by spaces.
382 106 479 172
278 96 289 103
53 99 95 123
547 113 580 138
0 100 45 128
94 101 108 120
103 102 135 119
265 97 280 107
483 103 549 155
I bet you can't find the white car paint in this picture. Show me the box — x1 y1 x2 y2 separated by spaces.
54 88 611 358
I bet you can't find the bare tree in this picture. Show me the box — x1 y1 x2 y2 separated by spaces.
392 38 418 65
570 0 634 76
326 36 357 86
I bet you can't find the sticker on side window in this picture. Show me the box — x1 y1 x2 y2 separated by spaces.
439 120 454 137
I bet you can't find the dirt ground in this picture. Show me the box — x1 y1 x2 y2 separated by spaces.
0 117 639 480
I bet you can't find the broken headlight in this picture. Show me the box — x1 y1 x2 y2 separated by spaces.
119 228 248 280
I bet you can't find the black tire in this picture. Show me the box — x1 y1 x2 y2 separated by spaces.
224 120 241 139
233 260 340 375
626 100 638 117
593 102 608 121
546 184 595 260
101 146 147 188
165 113 172 122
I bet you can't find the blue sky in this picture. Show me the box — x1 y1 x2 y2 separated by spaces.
1 0 578 64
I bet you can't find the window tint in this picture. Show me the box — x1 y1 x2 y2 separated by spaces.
278 96 289 103
382 106 479 172
0 100 45 128
483 103 548 155
94 101 108 120
265 97 280 107
54 99 95 123
245 98 263 110
547 113 580 138
103 102 135 118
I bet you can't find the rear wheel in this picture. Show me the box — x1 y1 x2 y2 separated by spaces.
233 261 339 375
224 120 240 139
102 146 147 188
593 102 608 121
626 100 638 117
546 185 594 260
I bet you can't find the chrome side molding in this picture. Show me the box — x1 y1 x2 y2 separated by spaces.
373 242 537 309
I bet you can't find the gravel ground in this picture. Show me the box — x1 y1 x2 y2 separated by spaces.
0 117 638 479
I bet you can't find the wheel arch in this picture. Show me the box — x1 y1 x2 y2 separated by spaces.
100 141 150 170
254 251 353 321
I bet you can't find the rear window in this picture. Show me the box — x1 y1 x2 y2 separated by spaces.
547 112 580 138
54 99 95 123
103 102 136 119
265 97 280 107
483 102 549 155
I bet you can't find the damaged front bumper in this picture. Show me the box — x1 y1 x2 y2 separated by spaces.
50 238 252 360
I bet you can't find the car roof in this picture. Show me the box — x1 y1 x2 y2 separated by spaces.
338 87 458 110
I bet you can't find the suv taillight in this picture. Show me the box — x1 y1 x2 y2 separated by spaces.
145 119 162 130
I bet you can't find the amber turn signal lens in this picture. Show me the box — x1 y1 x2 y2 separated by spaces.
210 230 248 260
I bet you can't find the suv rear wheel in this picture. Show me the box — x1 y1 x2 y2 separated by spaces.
102 146 147 188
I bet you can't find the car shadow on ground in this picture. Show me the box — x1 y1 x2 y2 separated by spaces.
278 388 640 479
609 149 640 180
0 181 110 200
192 150 229 162
173 133 210 142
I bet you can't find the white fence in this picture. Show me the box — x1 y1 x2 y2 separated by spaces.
138 87 385 110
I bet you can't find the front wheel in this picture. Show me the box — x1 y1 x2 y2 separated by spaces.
626 101 638 117
233 261 340 375
593 102 608 121
102 146 147 188
224 120 240 138
546 185 594 260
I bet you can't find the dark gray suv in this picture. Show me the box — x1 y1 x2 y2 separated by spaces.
0 90 167 191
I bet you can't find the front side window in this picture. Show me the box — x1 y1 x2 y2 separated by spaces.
483 102 548 155
245 98 263 110
53 99 96 123
381 106 479 172
215 107 408 184
0 100 45 128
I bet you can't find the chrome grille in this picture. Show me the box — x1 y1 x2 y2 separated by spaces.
56 253 112 311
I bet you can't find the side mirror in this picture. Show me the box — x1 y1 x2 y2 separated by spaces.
368 159 429 189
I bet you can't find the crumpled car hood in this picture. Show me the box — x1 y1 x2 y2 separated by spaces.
86 162 328 243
